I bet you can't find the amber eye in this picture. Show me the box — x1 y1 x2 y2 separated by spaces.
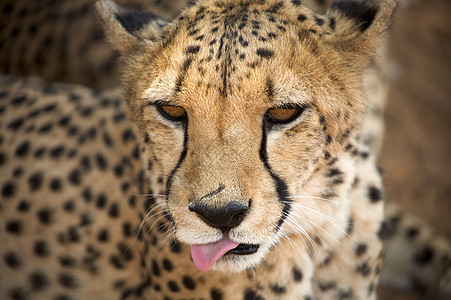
156 105 187 122
266 105 305 124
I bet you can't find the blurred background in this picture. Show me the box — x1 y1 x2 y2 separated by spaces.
1 0 449 299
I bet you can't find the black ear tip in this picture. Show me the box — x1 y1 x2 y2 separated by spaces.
331 0 379 32
115 10 161 33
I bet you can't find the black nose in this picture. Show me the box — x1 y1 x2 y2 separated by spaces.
189 201 249 231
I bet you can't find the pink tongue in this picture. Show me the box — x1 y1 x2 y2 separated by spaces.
191 234 239 272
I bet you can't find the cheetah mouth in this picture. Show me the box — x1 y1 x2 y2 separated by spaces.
225 243 260 255
190 233 260 272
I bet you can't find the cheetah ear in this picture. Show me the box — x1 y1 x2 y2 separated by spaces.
325 0 398 66
95 0 168 55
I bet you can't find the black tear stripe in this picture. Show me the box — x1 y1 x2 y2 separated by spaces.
259 119 291 231
165 119 189 199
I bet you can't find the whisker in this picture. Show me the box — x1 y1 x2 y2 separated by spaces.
285 201 348 223
283 213 322 262
288 195 346 206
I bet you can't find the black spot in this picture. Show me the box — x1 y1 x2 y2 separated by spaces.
34 147 46 158
30 271 48 290
110 255 125 269
96 194 107 209
67 227 80 242
59 256 77 267
326 134 332 144
355 243 368 256
42 103 57 112
13 167 24 178
271 284 286 294
318 281 336 291
95 153 108 170
82 187 93 203
162 258 173 272
170 240 182 253
8 287 29 300
108 203 120 218
38 122 53 133
324 151 331 160
28 172 43 191
211 288 223 300
328 17 336 30
185 45 201 54
6 220 22 234
122 222 133 237
267 1 284 13
63 201 76 212
337 288 352 300
58 116 71 126
58 273 78 288
327 168 343 177
368 186 383 202
17 201 30 212
356 261 371 276
37 208 54 225
2 181 16 198
182 275 196 290
97 229 109 242
15 141 30 157
244 288 264 300
8 118 25 130
314 16 325 25
406 227 419 240
0 152 6 166
413 245 435 265
113 164 124 178
33 240 50 257
50 178 62 191
11 95 27 106
68 169 82 185
175 57 193 92
103 132 113 148
152 260 161 276
256 48 274 59
4 252 22 269
168 280 180 292
331 1 378 32
79 106 93 117
293 266 303 282
377 221 391 240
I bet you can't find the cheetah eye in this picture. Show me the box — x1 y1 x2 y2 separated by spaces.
265 105 305 124
156 104 187 122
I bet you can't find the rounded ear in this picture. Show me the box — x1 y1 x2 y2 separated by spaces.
325 0 398 66
95 0 168 55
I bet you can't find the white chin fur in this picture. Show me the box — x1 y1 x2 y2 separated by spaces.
212 240 274 273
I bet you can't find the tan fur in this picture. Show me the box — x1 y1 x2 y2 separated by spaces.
100 0 395 298
1 0 450 299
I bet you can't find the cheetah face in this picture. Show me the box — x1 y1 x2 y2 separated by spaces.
98 0 396 272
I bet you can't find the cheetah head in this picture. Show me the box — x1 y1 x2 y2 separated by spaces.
97 0 396 273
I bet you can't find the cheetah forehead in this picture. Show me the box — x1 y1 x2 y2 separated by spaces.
136 1 336 106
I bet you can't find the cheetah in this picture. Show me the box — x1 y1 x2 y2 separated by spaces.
0 0 450 299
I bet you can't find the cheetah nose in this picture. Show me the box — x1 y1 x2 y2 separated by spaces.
189 201 249 231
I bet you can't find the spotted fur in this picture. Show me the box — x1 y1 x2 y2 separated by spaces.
1 0 450 299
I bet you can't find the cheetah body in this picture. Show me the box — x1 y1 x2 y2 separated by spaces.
1 0 450 299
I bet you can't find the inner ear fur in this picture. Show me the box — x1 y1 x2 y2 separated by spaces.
325 0 398 66
95 0 167 55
